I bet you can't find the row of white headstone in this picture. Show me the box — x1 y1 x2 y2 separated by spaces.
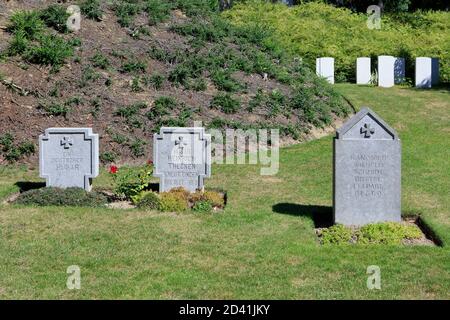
316 56 440 88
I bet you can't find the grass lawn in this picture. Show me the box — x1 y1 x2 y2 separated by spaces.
0 84 449 299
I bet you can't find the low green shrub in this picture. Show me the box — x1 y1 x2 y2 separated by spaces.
146 96 176 120
321 224 353 245
211 69 243 92
145 0 172 25
145 73 165 90
110 164 153 199
38 102 70 117
192 200 213 213
210 93 240 114
80 0 103 21
320 222 424 245
39 4 70 33
7 10 44 40
100 151 117 163
159 192 189 212
133 191 161 209
15 187 108 207
91 52 110 69
121 59 147 73
24 34 74 71
0 133 35 162
358 222 422 245
113 1 141 27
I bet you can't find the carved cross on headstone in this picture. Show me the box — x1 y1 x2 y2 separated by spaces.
175 136 188 156
360 123 375 138
60 136 73 149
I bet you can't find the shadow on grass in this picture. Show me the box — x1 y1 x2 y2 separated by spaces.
15 181 46 193
272 203 333 228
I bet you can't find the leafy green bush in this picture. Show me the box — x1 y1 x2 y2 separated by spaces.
38 102 70 117
133 191 161 209
211 93 240 114
192 200 213 213
147 96 176 120
321 224 353 245
39 4 70 33
80 0 103 21
15 187 108 207
159 192 189 212
113 1 141 27
211 69 243 92
121 59 147 73
91 52 110 69
0 133 35 162
7 10 44 40
24 34 74 70
145 73 165 89
100 151 117 163
110 164 153 199
145 0 172 25
224 1 450 83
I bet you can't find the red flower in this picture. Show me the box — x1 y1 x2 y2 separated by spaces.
109 165 118 174
147 160 153 166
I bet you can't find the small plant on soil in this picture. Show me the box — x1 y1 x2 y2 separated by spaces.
39 4 70 33
210 93 240 114
91 52 110 69
0 133 35 162
80 0 103 21
132 187 225 213
110 163 153 199
320 224 354 245
133 191 161 209
192 200 213 213
15 187 108 207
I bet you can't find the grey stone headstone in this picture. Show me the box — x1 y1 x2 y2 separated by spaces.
333 108 401 226
39 128 99 191
153 127 211 192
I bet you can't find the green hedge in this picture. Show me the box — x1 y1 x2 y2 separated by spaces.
224 1 450 83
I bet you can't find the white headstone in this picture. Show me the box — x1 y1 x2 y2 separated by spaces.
316 57 335 84
432 58 440 85
39 128 99 191
378 55 395 88
394 57 406 84
356 57 371 85
415 57 432 88
153 127 211 192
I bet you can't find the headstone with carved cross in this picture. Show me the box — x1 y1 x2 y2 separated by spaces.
39 128 99 191
153 127 211 192
333 107 401 226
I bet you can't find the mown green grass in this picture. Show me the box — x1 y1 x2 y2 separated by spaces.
0 84 449 299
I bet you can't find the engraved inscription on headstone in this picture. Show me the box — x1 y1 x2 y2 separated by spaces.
153 127 211 192
39 128 99 191
333 108 401 226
